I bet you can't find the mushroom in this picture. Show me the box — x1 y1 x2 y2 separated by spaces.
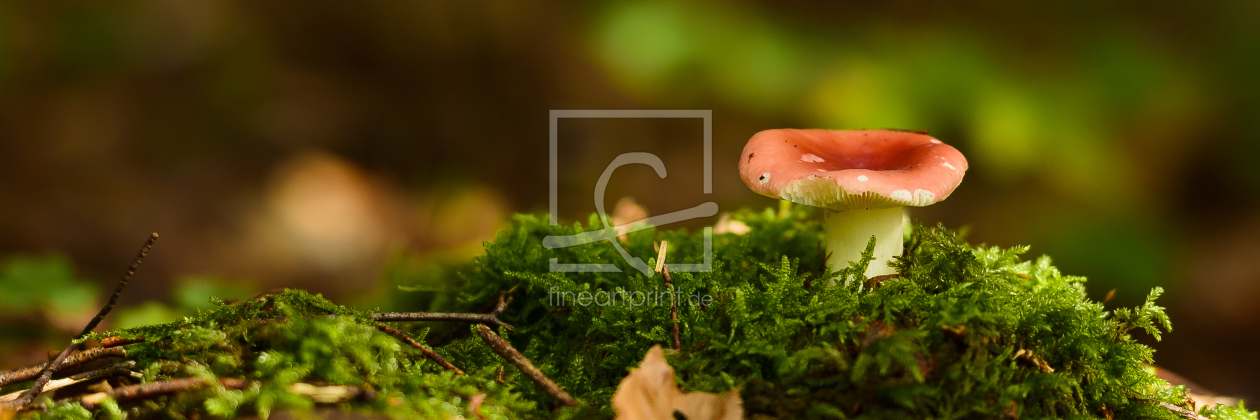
738 129 968 282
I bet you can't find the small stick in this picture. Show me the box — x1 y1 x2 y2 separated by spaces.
372 293 513 330
77 376 248 410
494 365 505 384
655 242 681 351
421 291 516 346
661 267 681 351
0 362 136 402
86 233 159 336
1150 400 1210 420
375 323 464 375
0 347 127 387
1 233 157 410
866 273 900 289
474 325 577 407
99 336 145 348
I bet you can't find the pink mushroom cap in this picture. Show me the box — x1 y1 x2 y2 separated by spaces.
738 129 968 210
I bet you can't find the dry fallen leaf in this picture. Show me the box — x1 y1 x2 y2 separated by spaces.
713 213 750 235
612 197 649 242
612 345 742 420
675 391 743 420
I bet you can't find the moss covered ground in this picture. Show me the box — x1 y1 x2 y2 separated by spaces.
11 205 1255 419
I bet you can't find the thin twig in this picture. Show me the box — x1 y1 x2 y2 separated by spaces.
375 323 464 374
1147 400 1210 420
866 273 900 289
98 336 145 348
655 242 681 351
0 362 136 402
85 233 159 337
423 290 516 346
474 325 577 407
0 347 127 388
77 377 248 410
372 293 512 330
661 267 681 351
1 233 157 410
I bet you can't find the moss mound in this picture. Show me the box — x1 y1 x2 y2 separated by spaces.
438 205 1251 419
20 205 1251 419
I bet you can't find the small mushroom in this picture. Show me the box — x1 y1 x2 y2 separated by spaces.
738 129 968 282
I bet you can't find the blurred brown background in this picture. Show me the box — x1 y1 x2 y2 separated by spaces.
0 0 1257 401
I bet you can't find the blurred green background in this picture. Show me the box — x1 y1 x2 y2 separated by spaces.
1 0 1257 401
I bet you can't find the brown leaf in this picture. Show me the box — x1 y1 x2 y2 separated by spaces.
612 197 649 242
675 391 742 420
612 345 743 420
713 213 750 235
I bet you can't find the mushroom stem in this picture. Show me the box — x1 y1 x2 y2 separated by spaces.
823 207 903 284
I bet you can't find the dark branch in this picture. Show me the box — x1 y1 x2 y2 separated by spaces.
1 233 157 410
474 325 577 407
0 347 127 388
84 233 159 337
375 323 464 374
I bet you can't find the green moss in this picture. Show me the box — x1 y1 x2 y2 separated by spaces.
25 205 1253 419
70 290 532 419
437 205 1252 419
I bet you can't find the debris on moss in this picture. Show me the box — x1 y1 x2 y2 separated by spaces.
5 205 1254 420
69 290 533 419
